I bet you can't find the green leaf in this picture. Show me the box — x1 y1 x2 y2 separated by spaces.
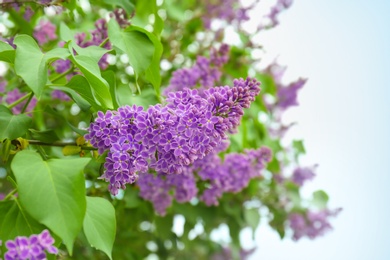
8 9 33 35
71 54 113 109
59 22 74 42
102 0 135 14
11 151 90 254
102 70 120 109
29 129 60 144
244 208 260 236
123 188 141 208
50 85 92 112
14 35 70 98
143 29 163 98
312 190 329 209
155 215 174 240
65 75 100 111
0 41 15 64
0 105 32 140
108 20 155 78
0 200 45 241
293 140 306 158
83 197 116 260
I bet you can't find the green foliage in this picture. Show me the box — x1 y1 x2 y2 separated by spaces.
0 105 32 140
108 21 155 90
14 35 69 98
83 197 116 259
11 151 90 254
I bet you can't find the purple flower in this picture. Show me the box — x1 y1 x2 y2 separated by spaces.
291 166 316 186
86 78 261 195
110 8 131 28
277 78 306 109
33 20 57 45
4 229 58 260
163 44 230 96
201 0 252 29
289 208 342 240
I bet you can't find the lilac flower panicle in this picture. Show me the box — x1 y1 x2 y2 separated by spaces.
291 166 316 186
86 78 261 195
277 78 306 109
202 0 252 29
33 20 57 45
196 147 271 206
75 19 111 70
110 8 131 28
4 229 58 260
164 44 230 95
289 208 341 240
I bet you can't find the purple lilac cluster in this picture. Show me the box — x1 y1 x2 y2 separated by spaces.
266 0 293 28
137 146 271 214
85 77 261 195
163 44 230 96
75 19 111 70
4 89 37 115
3 230 58 260
33 20 57 45
201 0 252 29
289 208 342 240
264 61 307 111
291 166 316 186
110 8 131 28
195 147 272 206
137 169 198 216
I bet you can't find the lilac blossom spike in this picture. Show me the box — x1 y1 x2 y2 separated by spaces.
110 8 131 28
163 44 230 96
277 78 306 109
201 0 253 29
291 166 316 186
289 208 341 240
86 78 261 195
33 20 57 45
4 229 58 260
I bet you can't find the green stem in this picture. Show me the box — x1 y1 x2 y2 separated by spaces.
20 92 34 114
50 65 74 83
27 140 98 150
99 38 109 48
3 189 17 201
7 92 32 109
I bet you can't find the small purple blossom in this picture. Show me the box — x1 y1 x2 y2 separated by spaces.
291 166 316 186
164 44 230 95
4 229 58 260
110 8 131 28
201 0 252 29
277 78 306 109
33 20 57 45
75 19 111 70
289 208 342 240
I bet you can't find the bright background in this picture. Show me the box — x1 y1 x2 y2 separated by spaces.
247 0 390 259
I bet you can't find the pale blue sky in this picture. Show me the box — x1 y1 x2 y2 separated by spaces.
249 0 390 259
